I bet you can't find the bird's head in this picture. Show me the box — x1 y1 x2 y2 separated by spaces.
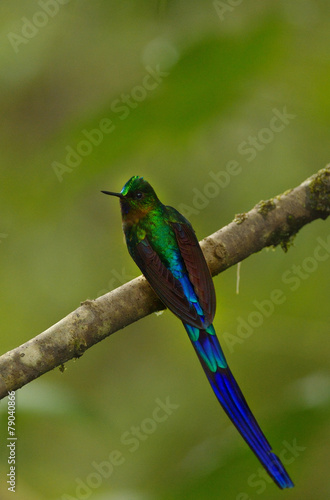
102 176 160 223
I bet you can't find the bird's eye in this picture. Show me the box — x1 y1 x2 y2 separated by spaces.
135 191 143 199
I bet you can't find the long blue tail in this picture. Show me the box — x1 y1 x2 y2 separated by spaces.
183 322 294 489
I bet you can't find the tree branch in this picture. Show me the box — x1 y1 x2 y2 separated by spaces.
0 166 329 399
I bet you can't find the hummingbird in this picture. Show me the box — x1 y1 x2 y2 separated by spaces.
102 176 294 489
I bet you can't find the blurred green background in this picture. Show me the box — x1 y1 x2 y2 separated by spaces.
0 1 329 499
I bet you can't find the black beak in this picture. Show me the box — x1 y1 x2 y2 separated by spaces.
101 190 124 199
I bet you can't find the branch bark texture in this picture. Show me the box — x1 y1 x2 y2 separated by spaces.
0 166 329 399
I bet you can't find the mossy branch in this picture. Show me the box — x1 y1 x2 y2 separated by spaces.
0 166 329 400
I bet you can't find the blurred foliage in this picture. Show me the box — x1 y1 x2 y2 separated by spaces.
0 1 329 499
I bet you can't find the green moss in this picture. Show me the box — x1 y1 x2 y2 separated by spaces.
257 198 276 216
234 212 247 224
267 214 310 252
308 167 330 215
266 167 329 252
268 228 295 252
72 338 88 358
275 188 293 201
